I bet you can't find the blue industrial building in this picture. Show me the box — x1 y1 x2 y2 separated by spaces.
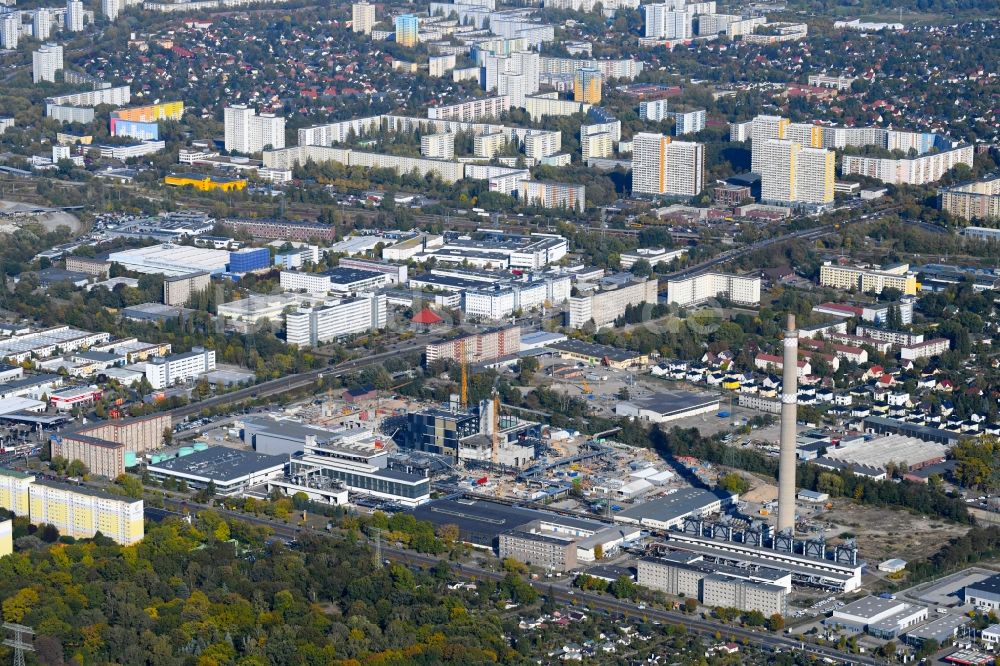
228 247 270 274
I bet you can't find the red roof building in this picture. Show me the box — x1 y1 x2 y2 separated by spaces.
412 308 444 325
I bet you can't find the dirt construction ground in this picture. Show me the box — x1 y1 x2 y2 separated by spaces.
814 502 970 564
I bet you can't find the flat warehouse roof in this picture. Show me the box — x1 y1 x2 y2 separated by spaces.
149 447 286 482
549 339 642 362
834 595 904 620
411 498 604 542
614 487 734 523
625 391 720 416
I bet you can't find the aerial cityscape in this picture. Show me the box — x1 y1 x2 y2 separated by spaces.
0 0 997 662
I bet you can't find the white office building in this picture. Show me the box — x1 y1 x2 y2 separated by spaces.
224 105 285 155
143 348 216 390
285 294 387 346
32 43 64 84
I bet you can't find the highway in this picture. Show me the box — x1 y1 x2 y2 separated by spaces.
150 498 877 666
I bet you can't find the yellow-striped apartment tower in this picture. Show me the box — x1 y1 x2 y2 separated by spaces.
796 147 835 204
785 122 823 148
574 67 603 104
750 114 789 173
28 481 144 545
760 139 799 203
0 467 35 517
113 101 184 122
632 132 671 195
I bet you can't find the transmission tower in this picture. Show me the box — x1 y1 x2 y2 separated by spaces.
2 623 34 666
372 527 383 568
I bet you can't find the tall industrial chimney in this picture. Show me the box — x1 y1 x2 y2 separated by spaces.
777 313 799 533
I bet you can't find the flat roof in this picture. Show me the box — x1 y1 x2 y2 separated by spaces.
411 497 605 543
614 487 734 523
549 338 642 362
149 446 286 482
0 467 34 479
32 479 141 504
966 573 1000 597
905 614 970 642
624 391 720 416
323 266 384 285
520 331 567 345
835 595 904 620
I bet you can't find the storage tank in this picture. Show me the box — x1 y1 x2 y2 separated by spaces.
178 446 195 457
193 442 209 452
124 451 137 468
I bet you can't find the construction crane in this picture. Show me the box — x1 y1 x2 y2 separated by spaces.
460 338 469 409
491 388 500 466
581 380 592 395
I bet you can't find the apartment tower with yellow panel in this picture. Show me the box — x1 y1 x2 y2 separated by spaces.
0 467 34 516
28 481 144 545
573 67 603 104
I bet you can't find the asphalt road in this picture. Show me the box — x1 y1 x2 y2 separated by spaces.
151 498 878 666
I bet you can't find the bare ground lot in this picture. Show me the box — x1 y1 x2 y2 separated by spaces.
815 503 969 565
0 200 82 234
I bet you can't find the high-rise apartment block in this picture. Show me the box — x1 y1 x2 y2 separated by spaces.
749 114 789 172
518 181 586 212
1 13 19 49
352 1 375 34
574 67 602 104
32 43 64 83
758 139 834 205
224 105 285 154
632 133 704 197
644 5 693 39
33 9 53 41
65 0 85 31
485 50 540 107
420 132 456 160
394 14 419 47
101 0 121 20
